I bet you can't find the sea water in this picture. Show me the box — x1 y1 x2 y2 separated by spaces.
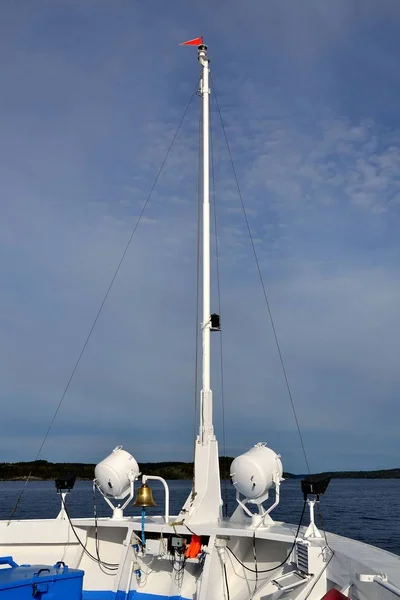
0 478 398 555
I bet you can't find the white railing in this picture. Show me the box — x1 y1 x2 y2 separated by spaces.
358 573 400 598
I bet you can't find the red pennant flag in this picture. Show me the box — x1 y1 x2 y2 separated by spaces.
180 36 203 46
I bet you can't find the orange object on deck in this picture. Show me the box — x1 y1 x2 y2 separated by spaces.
185 534 202 558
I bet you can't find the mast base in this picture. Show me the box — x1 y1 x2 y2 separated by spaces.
179 437 222 525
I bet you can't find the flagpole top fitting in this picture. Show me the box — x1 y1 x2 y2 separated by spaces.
180 36 204 47
198 43 208 62
180 36 208 61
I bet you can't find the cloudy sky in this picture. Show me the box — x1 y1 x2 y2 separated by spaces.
1 1 399 473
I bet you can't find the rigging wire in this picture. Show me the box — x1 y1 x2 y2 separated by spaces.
210 74 311 476
303 551 334 600
91 483 129 574
210 101 228 517
211 76 334 551
252 531 258 598
60 493 119 571
92 484 114 574
226 499 307 574
223 561 231 600
7 84 199 522
316 502 334 553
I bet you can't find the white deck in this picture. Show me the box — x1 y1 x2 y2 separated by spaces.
1 515 399 599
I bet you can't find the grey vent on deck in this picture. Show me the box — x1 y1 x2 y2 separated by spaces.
296 542 309 574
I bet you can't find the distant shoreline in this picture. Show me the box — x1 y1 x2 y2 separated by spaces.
1 460 399 481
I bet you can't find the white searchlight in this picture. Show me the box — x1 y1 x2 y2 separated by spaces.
94 446 140 519
230 442 283 528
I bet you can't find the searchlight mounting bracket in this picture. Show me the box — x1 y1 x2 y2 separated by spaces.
94 474 137 520
236 474 282 528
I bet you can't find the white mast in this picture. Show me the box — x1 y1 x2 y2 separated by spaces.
179 40 222 524
199 42 213 442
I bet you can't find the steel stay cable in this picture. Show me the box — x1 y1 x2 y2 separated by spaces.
211 74 311 476
211 75 335 550
61 492 119 570
8 83 198 521
210 101 228 517
226 500 307 574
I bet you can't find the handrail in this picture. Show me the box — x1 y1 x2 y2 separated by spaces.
142 475 169 523
358 573 400 598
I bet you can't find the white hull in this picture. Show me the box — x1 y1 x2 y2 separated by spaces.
1 515 399 600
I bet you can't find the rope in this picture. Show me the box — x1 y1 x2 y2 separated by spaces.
7 83 199 522
211 74 311 475
210 101 228 517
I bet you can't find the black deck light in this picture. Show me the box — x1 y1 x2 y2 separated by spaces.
301 475 331 501
55 473 77 494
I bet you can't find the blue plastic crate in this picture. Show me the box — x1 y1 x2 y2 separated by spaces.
0 556 84 599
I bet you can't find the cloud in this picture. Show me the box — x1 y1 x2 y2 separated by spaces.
0 1 399 474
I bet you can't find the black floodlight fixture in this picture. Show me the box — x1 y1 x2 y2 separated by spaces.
210 313 221 331
55 473 77 494
301 475 331 501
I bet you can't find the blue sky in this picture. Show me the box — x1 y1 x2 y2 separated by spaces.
1 1 400 473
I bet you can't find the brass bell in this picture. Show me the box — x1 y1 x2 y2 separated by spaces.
133 483 157 507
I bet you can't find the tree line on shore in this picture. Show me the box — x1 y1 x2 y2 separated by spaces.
0 459 399 481
0 458 234 481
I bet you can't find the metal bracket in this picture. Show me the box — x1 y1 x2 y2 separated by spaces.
357 573 400 598
358 573 388 583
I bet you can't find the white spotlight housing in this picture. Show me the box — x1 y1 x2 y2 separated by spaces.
94 446 140 519
95 446 139 500
230 442 283 528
